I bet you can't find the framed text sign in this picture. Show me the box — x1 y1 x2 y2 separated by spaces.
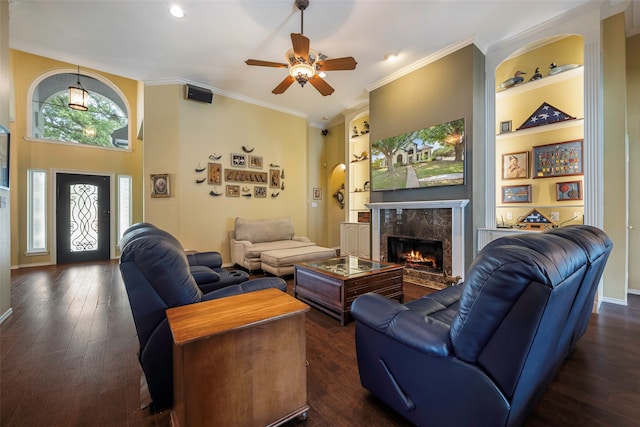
532 139 583 178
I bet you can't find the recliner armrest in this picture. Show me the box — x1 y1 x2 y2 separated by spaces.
189 265 221 285
187 251 223 269
201 277 287 301
352 292 453 358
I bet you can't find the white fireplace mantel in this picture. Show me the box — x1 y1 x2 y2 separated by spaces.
366 199 470 278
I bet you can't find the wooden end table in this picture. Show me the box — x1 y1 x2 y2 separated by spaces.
294 256 403 325
167 288 310 427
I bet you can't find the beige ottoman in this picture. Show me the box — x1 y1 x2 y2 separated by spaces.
261 246 337 277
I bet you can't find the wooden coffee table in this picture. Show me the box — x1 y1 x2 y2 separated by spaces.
294 256 403 325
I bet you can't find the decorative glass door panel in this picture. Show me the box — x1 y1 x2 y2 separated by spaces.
69 183 99 252
56 173 110 264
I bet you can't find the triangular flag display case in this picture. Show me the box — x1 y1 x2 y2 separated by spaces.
516 102 576 131
517 208 558 230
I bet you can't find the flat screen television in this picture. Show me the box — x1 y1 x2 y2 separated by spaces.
371 118 465 191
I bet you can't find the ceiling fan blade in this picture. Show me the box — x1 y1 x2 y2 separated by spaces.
308 75 334 96
291 33 310 62
272 76 296 94
245 59 288 68
316 57 358 72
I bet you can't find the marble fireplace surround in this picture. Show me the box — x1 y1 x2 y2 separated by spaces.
367 200 469 283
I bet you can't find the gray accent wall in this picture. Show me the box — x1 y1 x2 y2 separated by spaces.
369 44 485 271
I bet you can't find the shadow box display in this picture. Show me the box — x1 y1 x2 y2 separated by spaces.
501 184 532 203
556 181 582 201
532 139 583 178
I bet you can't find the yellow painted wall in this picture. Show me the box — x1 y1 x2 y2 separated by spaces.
9 50 142 267
627 33 640 293
602 13 628 301
495 36 584 227
143 85 309 263
322 121 346 249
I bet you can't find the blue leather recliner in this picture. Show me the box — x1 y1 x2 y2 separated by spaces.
351 225 612 426
119 224 287 410
120 222 250 293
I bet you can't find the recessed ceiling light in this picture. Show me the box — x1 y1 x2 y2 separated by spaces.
170 5 184 18
384 53 399 62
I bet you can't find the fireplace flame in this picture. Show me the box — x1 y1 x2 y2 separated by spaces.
405 250 437 269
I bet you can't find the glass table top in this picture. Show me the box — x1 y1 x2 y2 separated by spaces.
301 256 397 277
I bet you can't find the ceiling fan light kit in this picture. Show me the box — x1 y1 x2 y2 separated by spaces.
245 0 357 96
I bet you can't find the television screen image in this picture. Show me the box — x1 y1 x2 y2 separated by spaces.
371 118 465 191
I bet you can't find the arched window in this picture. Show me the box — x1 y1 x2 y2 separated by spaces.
30 71 129 149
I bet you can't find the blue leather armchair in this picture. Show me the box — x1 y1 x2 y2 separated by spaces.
351 225 612 426
120 222 249 293
119 224 287 410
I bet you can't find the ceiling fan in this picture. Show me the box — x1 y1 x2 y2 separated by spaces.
245 0 357 96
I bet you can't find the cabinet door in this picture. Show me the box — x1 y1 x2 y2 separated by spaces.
357 224 370 258
341 223 359 256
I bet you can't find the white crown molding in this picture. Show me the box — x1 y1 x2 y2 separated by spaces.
144 77 308 119
366 36 476 92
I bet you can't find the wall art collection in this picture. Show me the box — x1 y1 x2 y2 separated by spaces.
195 146 284 198
499 138 584 204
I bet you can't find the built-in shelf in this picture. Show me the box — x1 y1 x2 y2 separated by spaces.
496 65 583 99
496 118 584 140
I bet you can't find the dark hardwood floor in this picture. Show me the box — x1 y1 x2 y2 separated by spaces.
2 260 639 426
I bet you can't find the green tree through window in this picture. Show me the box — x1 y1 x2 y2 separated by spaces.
32 72 129 149
41 92 127 146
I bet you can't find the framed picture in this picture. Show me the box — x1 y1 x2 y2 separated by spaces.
500 120 512 134
207 162 221 184
0 125 9 189
502 184 532 203
556 181 583 201
226 184 240 197
254 186 267 198
231 153 247 167
502 151 529 180
269 169 281 188
151 174 170 198
249 155 263 169
313 188 322 200
533 139 583 178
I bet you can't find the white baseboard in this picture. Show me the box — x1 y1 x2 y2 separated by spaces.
0 308 13 324
601 296 628 306
628 288 640 296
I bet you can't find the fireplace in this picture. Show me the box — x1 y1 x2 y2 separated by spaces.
388 236 443 274
367 200 469 289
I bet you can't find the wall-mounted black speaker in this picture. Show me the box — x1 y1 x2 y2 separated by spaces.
185 84 213 104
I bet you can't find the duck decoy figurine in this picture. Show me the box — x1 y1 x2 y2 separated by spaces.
499 70 526 89
529 67 543 81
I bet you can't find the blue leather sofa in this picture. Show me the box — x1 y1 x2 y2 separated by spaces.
351 225 612 426
119 223 287 410
120 222 250 293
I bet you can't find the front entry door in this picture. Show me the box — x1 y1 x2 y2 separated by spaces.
56 173 111 264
